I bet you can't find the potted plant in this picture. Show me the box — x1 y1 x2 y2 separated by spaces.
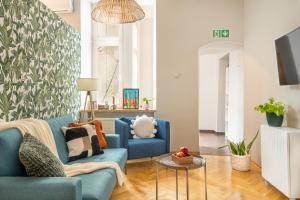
142 97 152 110
254 98 286 127
219 130 259 172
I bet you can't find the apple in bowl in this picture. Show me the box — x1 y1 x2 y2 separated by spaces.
172 147 193 164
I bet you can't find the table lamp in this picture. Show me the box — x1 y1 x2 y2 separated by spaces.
77 78 98 122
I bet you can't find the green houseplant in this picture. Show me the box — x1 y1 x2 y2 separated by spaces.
219 130 259 171
255 98 286 127
142 97 152 110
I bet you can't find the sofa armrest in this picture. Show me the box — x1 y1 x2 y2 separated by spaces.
0 177 82 200
106 134 120 148
156 119 170 153
115 119 129 148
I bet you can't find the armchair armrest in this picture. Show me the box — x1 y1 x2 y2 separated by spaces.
105 134 120 148
0 177 82 200
156 119 170 153
115 119 129 148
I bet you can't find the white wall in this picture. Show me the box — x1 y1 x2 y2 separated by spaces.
157 0 244 151
46 0 244 152
217 55 229 133
199 54 219 131
244 0 300 165
227 50 244 143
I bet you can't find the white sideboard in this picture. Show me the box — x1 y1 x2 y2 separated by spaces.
261 125 300 200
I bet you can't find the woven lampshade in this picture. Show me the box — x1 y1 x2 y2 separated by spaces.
92 0 145 24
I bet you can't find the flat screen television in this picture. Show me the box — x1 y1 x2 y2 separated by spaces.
275 27 300 85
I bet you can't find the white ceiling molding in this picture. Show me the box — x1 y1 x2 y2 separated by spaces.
39 0 74 13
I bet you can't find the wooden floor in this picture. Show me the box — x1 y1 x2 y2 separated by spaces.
111 156 287 200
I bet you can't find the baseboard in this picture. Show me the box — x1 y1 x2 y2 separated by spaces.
199 130 225 135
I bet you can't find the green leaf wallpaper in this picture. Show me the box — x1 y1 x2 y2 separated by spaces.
0 0 81 121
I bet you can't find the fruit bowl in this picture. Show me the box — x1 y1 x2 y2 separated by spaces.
171 154 194 165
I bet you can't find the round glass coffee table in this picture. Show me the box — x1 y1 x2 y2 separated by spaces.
156 154 207 200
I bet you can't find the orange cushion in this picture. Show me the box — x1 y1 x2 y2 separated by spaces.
69 120 108 149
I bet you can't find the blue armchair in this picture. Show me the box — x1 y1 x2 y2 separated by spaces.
115 117 170 160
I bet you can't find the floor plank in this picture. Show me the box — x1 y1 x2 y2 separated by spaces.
111 156 287 200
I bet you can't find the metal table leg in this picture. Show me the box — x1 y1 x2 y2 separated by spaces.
186 169 189 200
156 163 158 200
176 169 178 200
204 162 207 200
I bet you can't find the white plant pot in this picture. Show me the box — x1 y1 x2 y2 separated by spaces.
144 103 150 110
231 154 251 172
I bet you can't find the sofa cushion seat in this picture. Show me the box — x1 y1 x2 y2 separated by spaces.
76 169 117 200
68 148 127 200
128 138 166 159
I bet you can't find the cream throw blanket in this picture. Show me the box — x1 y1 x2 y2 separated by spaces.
0 118 124 186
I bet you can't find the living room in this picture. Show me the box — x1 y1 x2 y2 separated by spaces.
0 0 300 200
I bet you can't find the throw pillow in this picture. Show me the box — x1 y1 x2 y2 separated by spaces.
61 124 103 162
130 115 157 139
19 133 66 177
69 120 108 149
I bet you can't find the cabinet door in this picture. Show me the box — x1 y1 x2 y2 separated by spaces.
261 125 289 196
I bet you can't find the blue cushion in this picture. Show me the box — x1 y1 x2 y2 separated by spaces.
0 128 27 176
128 138 167 160
76 169 116 200
46 115 74 164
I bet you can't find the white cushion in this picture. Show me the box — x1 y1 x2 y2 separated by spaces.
130 115 157 139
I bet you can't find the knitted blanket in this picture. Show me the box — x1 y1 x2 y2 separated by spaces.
0 118 124 186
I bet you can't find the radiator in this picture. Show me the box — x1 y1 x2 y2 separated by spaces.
261 125 300 199
98 118 116 134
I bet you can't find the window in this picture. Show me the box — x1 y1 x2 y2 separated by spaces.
81 0 156 109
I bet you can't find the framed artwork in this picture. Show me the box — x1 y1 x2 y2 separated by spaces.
123 88 139 109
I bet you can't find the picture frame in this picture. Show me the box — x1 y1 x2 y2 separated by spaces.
123 88 139 109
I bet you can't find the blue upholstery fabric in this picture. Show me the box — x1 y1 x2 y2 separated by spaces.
0 128 26 176
75 169 116 200
156 119 170 152
0 115 127 200
115 119 129 148
105 134 121 148
46 115 74 164
128 138 167 160
0 177 82 200
68 149 127 200
115 117 170 160
119 117 134 139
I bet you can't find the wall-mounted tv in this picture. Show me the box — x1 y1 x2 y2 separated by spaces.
275 27 300 85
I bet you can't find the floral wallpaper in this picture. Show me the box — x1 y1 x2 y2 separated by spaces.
0 0 81 121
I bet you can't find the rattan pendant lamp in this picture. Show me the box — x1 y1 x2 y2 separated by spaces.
92 0 145 24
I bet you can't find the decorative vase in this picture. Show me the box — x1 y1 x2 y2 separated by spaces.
266 112 283 127
231 154 251 172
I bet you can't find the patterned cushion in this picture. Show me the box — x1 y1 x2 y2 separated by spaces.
19 133 66 177
61 124 103 162
69 119 108 149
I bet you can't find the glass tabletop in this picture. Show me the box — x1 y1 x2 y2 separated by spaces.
156 154 206 170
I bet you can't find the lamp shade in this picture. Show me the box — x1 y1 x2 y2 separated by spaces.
91 0 145 24
77 78 98 91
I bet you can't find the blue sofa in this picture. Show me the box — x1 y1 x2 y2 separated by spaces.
0 115 127 200
115 117 170 160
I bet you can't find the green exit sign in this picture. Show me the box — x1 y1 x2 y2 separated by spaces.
213 29 230 38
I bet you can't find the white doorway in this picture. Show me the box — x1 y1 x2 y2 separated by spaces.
198 42 244 155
